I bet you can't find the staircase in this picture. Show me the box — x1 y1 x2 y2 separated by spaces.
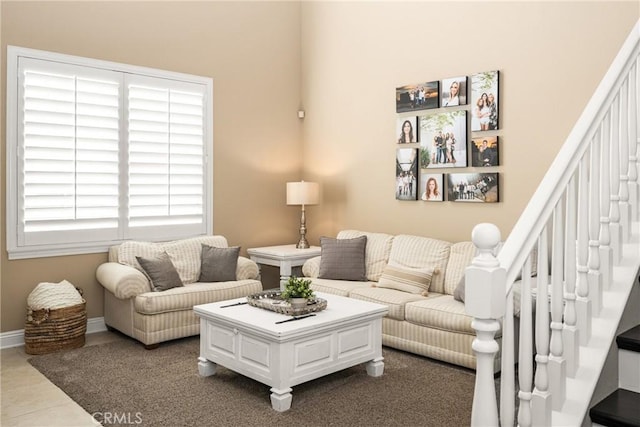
466 19 640 427
590 323 640 427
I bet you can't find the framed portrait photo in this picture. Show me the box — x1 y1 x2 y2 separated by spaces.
441 76 467 107
420 173 444 202
471 136 499 167
396 116 419 144
471 70 499 132
396 148 418 200
395 81 439 113
419 110 468 169
446 173 499 203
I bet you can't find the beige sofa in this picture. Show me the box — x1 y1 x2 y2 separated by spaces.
96 235 262 348
302 230 500 371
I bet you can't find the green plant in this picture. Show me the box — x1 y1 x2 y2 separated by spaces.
281 276 315 300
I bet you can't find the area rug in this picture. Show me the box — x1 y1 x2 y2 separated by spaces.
28 336 477 427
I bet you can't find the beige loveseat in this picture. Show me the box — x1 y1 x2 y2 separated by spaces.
96 235 262 348
302 230 500 371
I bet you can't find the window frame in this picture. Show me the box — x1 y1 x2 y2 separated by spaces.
6 46 213 259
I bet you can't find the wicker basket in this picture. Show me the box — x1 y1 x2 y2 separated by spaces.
24 301 87 355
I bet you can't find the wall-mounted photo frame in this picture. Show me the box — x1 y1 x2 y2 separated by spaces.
396 148 418 200
396 81 439 113
446 173 499 203
420 173 444 201
419 110 467 168
471 70 499 132
396 116 419 144
471 136 499 167
441 76 467 107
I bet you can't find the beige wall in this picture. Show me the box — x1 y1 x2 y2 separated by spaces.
1 1 638 334
300 1 639 243
1 1 303 332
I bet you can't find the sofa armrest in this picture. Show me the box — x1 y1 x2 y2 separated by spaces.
96 262 150 299
302 256 321 278
237 256 259 280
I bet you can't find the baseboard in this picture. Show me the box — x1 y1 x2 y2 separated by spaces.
0 316 107 349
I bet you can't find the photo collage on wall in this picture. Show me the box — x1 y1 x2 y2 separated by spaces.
394 70 500 203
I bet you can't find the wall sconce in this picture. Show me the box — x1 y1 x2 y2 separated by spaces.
286 181 319 249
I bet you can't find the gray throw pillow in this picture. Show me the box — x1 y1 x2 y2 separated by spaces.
136 252 183 292
318 236 367 281
453 275 465 302
199 245 240 282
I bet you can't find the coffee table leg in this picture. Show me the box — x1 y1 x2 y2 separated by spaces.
269 387 293 412
366 356 384 377
198 356 217 377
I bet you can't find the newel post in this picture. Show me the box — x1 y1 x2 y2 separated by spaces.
466 223 506 427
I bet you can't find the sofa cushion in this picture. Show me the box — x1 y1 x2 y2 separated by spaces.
349 287 427 321
134 279 262 315
319 236 367 281
309 278 374 297
199 245 240 282
117 235 229 284
388 235 451 294
376 262 433 296
136 252 184 292
443 241 476 295
336 230 394 281
302 256 321 278
405 294 476 335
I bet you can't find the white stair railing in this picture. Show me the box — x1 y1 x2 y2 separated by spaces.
467 19 640 427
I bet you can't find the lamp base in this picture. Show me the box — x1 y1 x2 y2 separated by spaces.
296 206 310 249
296 238 310 249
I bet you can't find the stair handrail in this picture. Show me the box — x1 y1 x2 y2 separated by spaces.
496 19 640 289
468 18 640 427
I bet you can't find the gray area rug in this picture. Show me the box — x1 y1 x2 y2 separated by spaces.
28 336 477 427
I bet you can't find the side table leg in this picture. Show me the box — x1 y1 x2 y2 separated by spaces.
270 387 293 412
198 356 217 377
366 357 384 377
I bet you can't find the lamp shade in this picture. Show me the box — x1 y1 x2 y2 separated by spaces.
286 181 319 206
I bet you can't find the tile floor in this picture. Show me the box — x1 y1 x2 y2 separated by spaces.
1 331 120 427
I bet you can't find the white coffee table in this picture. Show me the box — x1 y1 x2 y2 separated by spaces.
194 292 388 412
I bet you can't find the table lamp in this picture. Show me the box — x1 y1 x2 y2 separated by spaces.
286 181 319 249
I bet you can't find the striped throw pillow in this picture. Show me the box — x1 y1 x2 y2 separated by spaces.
376 262 434 296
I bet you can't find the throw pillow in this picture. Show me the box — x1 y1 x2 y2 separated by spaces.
199 245 240 282
136 252 183 292
376 262 434 296
318 236 367 281
453 276 465 302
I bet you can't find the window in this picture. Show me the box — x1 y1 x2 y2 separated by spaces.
6 47 213 259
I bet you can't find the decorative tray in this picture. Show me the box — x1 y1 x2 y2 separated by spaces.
247 289 327 316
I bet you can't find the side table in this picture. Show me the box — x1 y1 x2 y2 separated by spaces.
247 245 321 290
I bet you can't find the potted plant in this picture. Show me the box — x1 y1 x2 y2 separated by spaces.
281 276 314 309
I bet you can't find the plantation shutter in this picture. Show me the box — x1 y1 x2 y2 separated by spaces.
18 58 121 246
126 75 206 239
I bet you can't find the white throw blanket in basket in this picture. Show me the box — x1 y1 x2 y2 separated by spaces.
27 280 84 310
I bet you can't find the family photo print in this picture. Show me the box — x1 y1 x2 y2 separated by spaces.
446 173 499 203
419 110 467 168
396 148 418 200
471 70 499 132
396 81 439 113
396 116 419 144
